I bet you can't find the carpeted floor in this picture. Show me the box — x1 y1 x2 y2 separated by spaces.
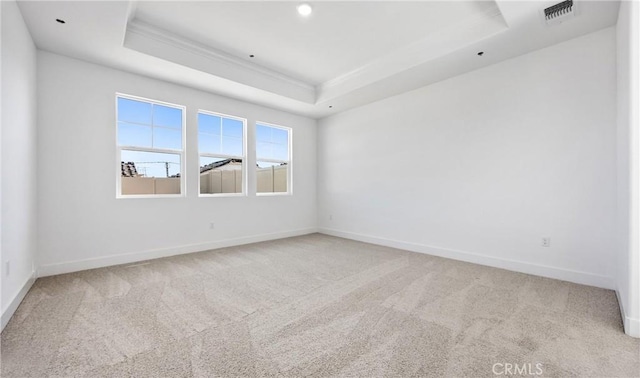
1 234 639 377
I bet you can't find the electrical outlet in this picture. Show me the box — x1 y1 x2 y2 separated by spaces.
5 261 10 277
329 214 333 221
542 237 551 247
209 222 215 229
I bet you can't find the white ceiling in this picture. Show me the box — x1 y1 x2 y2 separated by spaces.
17 1 620 119
133 1 498 84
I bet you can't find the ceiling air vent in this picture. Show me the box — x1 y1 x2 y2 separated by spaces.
543 0 576 25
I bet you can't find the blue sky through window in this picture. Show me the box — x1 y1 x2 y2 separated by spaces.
117 97 183 149
118 123 151 148
198 113 219 135
198 113 244 157
256 124 289 161
118 97 151 124
153 105 182 128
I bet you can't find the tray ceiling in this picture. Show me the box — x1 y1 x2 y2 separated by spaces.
17 1 620 118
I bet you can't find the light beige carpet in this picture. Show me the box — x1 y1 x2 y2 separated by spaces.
1 234 638 377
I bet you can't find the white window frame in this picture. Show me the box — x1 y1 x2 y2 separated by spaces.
198 110 248 197
115 93 186 198
255 121 292 196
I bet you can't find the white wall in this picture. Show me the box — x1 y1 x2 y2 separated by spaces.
36 51 317 275
616 1 640 338
318 27 617 289
1 0 38 329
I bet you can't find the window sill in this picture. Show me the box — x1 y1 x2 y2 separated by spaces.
116 194 185 199
256 192 292 197
199 193 247 198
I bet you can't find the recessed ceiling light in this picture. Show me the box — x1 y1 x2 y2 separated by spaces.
56 18 66 24
297 3 313 17
477 51 484 56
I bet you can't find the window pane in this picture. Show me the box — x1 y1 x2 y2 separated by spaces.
273 143 289 161
153 104 182 129
118 123 151 147
200 156 243 194
222 136 242 156
256 124 271 143
199 113 220 135
121 150 180 178
222 118 243 138
257 142 273 160
120 150 181 195
199 132 221 154
272 128 288 145
256 161 288 193
153 127 182 150
256 124 289 160
118 97 152 124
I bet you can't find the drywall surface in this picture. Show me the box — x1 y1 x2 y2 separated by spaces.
616 0 640 338
1 0 38 328
318 27 617 289
36 51 317 274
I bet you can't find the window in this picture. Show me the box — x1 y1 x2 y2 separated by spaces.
116 94 185 197
198 111 246 195
256 123 291 194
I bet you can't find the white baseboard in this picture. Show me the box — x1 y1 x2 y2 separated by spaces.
319 228 614 290
623 314 640 338
615 290 640 338
38 228 318 277
1 271 36 332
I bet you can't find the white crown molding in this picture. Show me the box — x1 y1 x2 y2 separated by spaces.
126 5 506 108
126 18 315 93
